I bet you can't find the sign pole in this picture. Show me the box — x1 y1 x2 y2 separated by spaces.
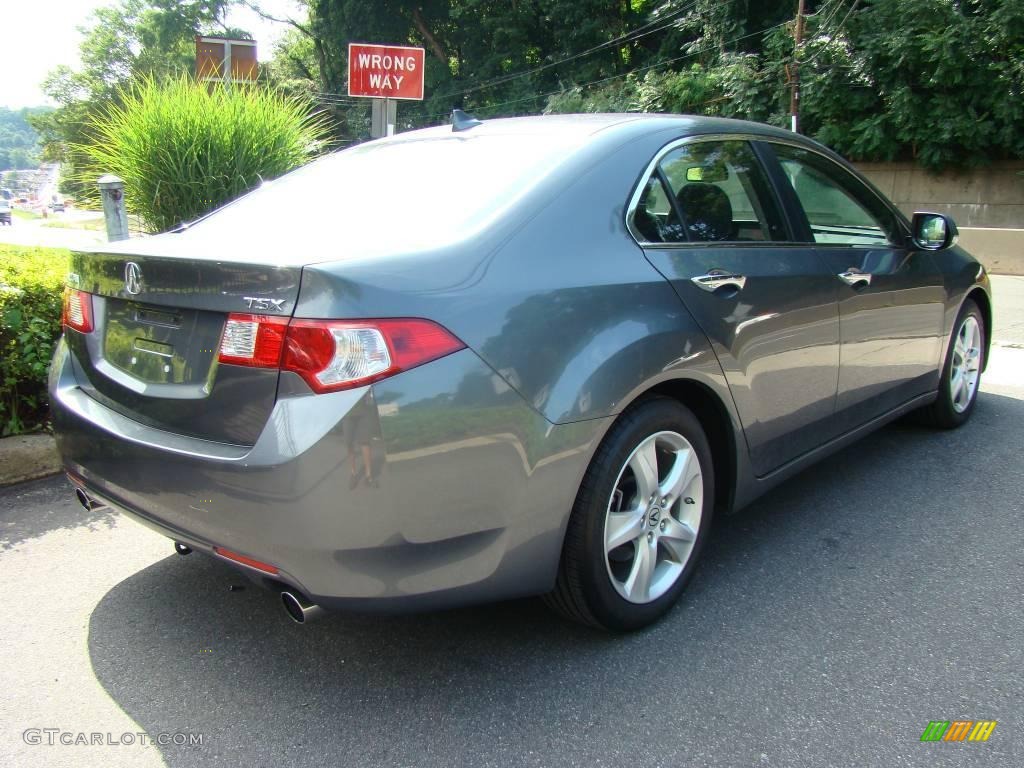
371 99 384 139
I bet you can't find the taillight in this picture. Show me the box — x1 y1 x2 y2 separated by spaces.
283 318 465 393
217 314 464 393
218 313 288 367
62 289 94 333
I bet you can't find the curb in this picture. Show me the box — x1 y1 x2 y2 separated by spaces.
0 433 62 488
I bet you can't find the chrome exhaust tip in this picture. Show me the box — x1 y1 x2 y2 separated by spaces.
281 590 325 624
74 487 107 512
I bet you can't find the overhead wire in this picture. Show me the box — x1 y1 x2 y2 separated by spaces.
800 0 862 68
429 0 705 102
307 0 718 107
309 0 770 115
422 19 791 124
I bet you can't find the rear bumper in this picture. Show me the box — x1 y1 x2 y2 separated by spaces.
50 337 608 612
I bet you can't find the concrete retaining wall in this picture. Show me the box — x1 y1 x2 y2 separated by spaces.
854 161 1024 229
848 162 1023 275
957 228 1024 276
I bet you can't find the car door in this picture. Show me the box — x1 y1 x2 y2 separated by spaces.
764 143 946 431
631 137 841 477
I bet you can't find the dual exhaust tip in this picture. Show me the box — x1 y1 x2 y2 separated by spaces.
72 486 324 625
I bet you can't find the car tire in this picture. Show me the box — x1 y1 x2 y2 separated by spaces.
917 298 985 429
544 396 715 631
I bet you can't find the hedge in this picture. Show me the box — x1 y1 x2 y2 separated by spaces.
0 245 69 435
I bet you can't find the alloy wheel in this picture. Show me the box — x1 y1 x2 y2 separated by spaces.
603 430 703 604
950 315 982 413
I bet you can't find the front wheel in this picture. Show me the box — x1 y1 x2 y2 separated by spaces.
918 298 985 428
544 397 714 631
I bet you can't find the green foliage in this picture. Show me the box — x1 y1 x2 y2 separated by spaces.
0 246 70 436
74 77 331 232
545 0 1024 170
800 0 1024 169
38 0 1024 172
295 0 658 126
0 108 51 171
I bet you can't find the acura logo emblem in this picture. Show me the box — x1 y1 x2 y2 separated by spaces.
124 262 142 295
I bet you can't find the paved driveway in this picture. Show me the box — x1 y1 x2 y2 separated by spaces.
1 278 1022 768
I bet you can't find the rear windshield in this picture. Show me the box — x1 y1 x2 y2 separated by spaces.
182 132 581 254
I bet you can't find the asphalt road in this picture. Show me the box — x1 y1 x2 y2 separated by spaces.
1 278 1022 768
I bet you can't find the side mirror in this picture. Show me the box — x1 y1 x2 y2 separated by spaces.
911 212 958 251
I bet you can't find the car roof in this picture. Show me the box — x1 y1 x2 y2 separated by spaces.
384 112 811 147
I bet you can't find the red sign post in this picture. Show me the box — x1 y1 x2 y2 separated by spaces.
348 43 426 100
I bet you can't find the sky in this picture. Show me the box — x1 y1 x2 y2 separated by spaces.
0 0 302 109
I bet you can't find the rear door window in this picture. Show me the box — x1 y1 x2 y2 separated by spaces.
633 175 686 243
642 140 787 243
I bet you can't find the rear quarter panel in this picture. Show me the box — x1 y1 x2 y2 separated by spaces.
295 122 738 428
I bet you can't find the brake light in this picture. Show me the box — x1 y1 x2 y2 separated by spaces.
218 314 464 392
218 313 288 367
62 289 94 333
283 318 466 393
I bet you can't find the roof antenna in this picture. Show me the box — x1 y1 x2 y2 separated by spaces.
451 109 483 132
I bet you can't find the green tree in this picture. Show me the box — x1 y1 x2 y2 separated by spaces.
34 0 248 197
269 0 664 131
0 108 49 171
798 0 1024 168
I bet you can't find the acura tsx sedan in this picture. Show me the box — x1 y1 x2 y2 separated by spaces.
51 114 991 631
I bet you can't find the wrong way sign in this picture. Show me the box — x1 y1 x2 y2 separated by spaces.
348 43 426 100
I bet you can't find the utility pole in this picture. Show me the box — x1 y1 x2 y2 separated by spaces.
790 0 806 133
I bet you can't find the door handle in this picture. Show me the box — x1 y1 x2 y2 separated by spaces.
837 270 872 287
691 273 747 293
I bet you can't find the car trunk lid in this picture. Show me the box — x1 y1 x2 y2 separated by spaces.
65 244 301 446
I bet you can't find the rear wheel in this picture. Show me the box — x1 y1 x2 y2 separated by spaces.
545 397 714 631
917 299 985 428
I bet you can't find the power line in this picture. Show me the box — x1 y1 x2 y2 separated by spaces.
833 0 862 33
424 20 791 123
800 0 862 68
305 0 733 112
429 0 708 102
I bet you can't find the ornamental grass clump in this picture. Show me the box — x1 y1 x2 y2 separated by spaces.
77 77 330 233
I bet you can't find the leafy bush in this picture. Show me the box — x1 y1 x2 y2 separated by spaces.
548 0 1024 171
75 76 330 232
0 245 69 435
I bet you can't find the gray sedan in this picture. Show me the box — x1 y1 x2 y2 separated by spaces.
51 114 991 631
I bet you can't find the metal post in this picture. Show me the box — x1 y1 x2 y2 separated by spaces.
371 98 398 139
97 174 130 242
385 97 395 136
